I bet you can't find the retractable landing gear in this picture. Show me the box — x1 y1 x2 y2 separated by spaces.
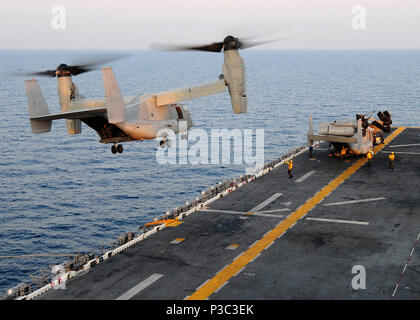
111 144 123 154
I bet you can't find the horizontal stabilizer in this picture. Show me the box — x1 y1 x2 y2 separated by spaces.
102 68 126 123
30 107 107 121
25 79 51 133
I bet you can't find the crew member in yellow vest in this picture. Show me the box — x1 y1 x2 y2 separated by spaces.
285 160 294 178
340 146 346 161
388 152 395 171
366 150 374 166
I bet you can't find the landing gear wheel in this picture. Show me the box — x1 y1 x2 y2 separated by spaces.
166 139 172 148
117 144 123 153
111 145 117 154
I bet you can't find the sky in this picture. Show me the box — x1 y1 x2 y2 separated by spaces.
0 0 419 50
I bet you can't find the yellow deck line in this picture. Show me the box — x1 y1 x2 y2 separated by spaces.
187 127 406 300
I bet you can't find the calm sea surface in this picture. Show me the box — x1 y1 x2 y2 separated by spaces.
0 50 419 293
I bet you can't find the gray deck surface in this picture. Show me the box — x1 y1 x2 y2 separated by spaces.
40 127 420 300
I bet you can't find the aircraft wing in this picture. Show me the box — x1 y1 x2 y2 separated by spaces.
307 134 357 144
154 79 226 106
30 107 107 121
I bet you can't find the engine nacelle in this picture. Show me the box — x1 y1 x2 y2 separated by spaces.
222 50 247 114
58 76 81 134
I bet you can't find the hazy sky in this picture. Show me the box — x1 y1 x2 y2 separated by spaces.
0 0 419 50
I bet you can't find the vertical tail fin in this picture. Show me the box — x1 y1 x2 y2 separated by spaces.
102 68 126 123
356 118 362 150
307 114 314 146
25 79 52 133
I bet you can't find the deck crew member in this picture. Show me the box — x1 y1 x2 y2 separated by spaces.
340 146 346 161
309 145 313 158
285 159 294 178
366 150 374 166
388 152 395 170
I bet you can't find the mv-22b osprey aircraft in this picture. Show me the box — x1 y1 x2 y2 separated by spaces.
307 111 392 156
25 35 263 154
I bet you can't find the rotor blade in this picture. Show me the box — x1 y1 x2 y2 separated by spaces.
370 120 386 131
24 70 57 77
239 37 287 49
69 54 131 75
71 54 130 69
150 42 224 52
223 22 290 39
377 112 392 126
383 111 392 123
17 54 130 78
67 65 93 76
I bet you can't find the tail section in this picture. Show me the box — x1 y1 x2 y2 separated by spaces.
25 79 52 134
57 76 81 135
356 118 362 150
307 115 314 146
102 68 126 123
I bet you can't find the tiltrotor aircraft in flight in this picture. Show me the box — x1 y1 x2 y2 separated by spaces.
25 35 266 154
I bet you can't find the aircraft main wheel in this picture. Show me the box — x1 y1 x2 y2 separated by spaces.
117 145 123 153
159 139 167 148
166 139 172 148
111 145 117 154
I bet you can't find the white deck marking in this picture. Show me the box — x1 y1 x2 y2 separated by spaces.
392 284 399 297
233 251 245 261
116 273 163 300
199 209 244 215
306 217 369 225
250 253 261 263
249 193 283 212
382 151 420 155
388 143 420 148
195 279 210 291
249 240 259 248
214 281 228 294
323 197 386 207
265 241 275 250
257 208 290 213
200 209 285 218
295 170 316 183
170 238 185 244
215 265 228 275
226 244 239 250
233 267 245 277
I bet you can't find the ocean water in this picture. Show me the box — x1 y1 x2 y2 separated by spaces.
0 50 419 294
